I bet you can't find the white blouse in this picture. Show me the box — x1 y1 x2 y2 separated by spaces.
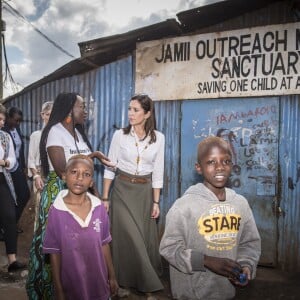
46 123 91 171
27 130 42 177
0 131 17 173
104 129 165 189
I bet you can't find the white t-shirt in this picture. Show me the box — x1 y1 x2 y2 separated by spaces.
0 131 16 173
46 123 91 171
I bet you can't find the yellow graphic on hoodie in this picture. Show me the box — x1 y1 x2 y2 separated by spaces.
198 204 241 251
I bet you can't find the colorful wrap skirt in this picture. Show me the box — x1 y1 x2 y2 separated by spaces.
26 171 66 300
111 169 163 292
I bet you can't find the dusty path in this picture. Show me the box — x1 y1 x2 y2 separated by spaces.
0 196 34 300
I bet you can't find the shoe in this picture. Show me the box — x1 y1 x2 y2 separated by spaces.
117 287 130 298
8 261 27 272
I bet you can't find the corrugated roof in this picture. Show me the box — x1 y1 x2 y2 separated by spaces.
78 18 182 59
177 0 282 32
4 0 286 101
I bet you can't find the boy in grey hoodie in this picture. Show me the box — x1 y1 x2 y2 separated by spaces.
160 136 261 300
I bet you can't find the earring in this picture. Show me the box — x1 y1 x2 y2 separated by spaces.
65 114 72 124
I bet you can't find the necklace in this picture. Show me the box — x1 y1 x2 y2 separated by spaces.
134 134 149 175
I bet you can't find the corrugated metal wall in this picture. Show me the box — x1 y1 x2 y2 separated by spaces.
279 95 300 271
155 100 181 231
191 1 296 35
5 58 300 272
88 55 182 231
90 56 134 189
3 0 299 271
3 55 182 233
5 71 98 157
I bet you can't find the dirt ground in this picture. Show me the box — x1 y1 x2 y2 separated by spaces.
0 196 300 300
0 194 34 300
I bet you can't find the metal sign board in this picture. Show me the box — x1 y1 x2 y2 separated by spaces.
136 22 300 100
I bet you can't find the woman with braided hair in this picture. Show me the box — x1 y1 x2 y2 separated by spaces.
26 92 113 299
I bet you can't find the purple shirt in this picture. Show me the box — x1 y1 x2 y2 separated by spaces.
43 190 111 300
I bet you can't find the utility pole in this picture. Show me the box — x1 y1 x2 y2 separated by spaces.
0 0 2 101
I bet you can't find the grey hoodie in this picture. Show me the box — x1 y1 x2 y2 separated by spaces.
159 183 261 300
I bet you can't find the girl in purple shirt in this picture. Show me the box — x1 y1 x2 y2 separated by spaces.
43 155 118 300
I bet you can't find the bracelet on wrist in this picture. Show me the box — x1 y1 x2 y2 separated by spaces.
101 198 109 202
153 200 160 205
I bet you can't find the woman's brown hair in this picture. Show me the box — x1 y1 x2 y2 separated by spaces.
123 94 157 144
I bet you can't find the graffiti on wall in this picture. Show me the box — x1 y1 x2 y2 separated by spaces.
192 104 278 196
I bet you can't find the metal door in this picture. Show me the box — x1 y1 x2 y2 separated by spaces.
181 97 279 266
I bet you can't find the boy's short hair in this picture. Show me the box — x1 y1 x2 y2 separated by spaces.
197 136 232 163
66 154 94 173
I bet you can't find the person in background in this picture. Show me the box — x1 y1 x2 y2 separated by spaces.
102 94 165 300
27 101 53 231
3 107 30 225
0 104 26 272
26 92 113 300
43 154 118 300
159 136 261 300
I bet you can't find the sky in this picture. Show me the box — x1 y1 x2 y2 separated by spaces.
2 0 222 97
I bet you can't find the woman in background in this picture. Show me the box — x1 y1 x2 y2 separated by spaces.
3 107 30 223
0 104 26 272
27 101 53 231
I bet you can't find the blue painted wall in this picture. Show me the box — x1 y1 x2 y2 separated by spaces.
4 58 300 272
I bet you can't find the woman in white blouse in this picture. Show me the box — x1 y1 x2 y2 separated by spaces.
102 94 165 300
0 104 26 272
